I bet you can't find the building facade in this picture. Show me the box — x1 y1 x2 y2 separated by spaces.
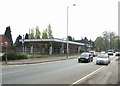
0 35 12 52
74 37 95 51
18 38 85 55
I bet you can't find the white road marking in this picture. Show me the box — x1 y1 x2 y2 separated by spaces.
71 66 105 85
71 57 117 85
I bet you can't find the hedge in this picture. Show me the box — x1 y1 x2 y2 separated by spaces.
2 52 28 61
28 55 47 59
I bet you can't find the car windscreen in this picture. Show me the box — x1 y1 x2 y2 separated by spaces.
81 53 89 57
89 52 94 54
98 54 108 58
108 50 113 52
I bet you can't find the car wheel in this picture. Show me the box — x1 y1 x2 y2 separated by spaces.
90 59 92 62
88 59 90 63
96 62 98 65
78 59 81 63
91 58 93 62
106 64 108 66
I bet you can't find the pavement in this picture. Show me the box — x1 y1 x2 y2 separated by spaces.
1 55 79 65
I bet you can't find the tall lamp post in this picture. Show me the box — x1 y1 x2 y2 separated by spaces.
66 4 76 58
22 35 25 54
5 42 8 64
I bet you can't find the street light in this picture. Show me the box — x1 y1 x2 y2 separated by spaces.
5 42 8 64
66 4 76 58
22 35 25 54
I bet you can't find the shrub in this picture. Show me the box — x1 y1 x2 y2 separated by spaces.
2 52 28 61
28 55 47 59
80 49 85 53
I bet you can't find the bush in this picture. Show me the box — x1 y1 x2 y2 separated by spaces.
2 52 28 61
28 55 47 59
80 49 85 53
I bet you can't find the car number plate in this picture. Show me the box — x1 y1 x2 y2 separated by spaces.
81 59 84 61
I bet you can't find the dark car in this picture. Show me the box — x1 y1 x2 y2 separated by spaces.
78 52 93 63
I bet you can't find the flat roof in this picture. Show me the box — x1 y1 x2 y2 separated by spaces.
19 38 85 46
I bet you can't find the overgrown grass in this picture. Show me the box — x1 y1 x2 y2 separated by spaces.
2 52 81 60
28 53 80 59
28 55 48 59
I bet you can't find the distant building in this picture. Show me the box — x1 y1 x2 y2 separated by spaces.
74 37 94 51
0 35 12 52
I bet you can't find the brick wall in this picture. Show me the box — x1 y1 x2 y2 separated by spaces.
0 35 12 52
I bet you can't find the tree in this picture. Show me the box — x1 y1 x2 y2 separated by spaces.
118 36 120 50
14 35 22 47
4 26 13 46
29 28 35 39
94 36 104 51
67 36 75 41
94 31 118 51
102 31 116 50
109 32 115 49
72 37 75 41
35 26 41 39
29 28 31 39
67 36 73 41
42 29 48 39
115 36 120 50
25 33 29 39
47 24 53 38
28 25 54 39
102 31 110 51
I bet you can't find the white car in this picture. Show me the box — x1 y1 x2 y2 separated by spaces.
101 51 106 54
89 51 97 57
96 53 110 65
107 50 114 55
115 52 120 56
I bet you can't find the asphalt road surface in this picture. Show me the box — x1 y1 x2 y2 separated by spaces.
2 55 119 85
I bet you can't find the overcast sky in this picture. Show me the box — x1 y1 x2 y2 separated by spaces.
0 0 119 43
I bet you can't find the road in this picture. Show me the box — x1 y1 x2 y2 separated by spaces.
2 55 118 85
